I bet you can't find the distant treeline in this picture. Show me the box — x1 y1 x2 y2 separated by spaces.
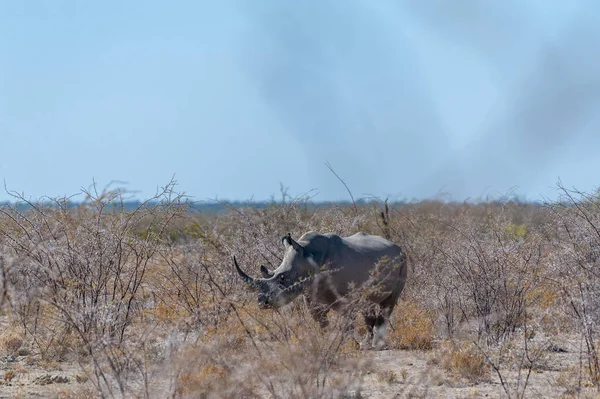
0 198 545 214
0 200 372 214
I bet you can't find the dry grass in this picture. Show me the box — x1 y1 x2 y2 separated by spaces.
0 331 23 355
388 300 435 350
0 181 599 397
376 370 397 384
434 340 491 383
3 370 16 382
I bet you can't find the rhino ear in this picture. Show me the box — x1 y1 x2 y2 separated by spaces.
282 233 292 247
283 233 303 252
260 265 274 278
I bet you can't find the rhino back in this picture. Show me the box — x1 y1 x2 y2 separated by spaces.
314 232 404 300
342 232 402 256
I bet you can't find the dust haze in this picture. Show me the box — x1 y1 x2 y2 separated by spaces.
236 0 600 201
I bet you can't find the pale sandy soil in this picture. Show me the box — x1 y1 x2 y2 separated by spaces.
1 340 598 399
356 346 590 398
0 355 86 398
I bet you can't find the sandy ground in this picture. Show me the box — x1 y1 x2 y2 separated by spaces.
357 347 584 398
0 354 86 398
1 339 598 399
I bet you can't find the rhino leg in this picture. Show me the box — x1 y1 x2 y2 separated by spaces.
340 311 360 347
361 305 380 349
372 308 392 350
372 284 403 350
362 305 394 350
371 263 406 350
362 314 376 349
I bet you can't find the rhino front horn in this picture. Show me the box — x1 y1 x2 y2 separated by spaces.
233 256 255 285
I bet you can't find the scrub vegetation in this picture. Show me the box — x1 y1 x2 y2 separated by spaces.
0 179 599 398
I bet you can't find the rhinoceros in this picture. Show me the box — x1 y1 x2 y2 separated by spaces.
233 231 408 348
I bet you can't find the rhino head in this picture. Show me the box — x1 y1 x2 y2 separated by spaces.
233 233 320 308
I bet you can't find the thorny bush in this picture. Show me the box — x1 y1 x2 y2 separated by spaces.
0 182 599 397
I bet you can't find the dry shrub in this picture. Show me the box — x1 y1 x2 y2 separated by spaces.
0 365 27 385
0 180 190 397
435 340 490 383
447 213 543 343
553 364 600 399
400 367 409 383
170 322 364 399
57 387 98 399
376 370 397 384
389 300 435 350
160 284 367 398
174 356 236 399
400 200 548 347
3 370 16 382
4 180 600 397
201 321 247 352
544 184 600 389
0 331 23 355
555 366 581 396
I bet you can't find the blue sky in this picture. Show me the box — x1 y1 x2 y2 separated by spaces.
1 1 599 203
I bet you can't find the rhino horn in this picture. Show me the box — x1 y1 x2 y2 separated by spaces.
233 256 256 285
260 265 274 278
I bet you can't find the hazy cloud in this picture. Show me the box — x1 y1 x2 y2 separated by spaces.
238 0 600 200
408 0 600 199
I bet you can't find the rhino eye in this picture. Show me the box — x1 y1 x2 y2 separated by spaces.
279 274 285 281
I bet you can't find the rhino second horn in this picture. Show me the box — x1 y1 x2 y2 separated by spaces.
260 265 274 278
233 256 255 285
